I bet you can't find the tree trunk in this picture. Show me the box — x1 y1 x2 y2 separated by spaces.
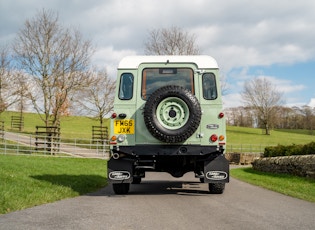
265 124 270 135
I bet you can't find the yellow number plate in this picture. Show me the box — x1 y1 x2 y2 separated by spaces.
114 119 134 134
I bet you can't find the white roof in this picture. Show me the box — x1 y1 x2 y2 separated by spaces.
118 55 219 69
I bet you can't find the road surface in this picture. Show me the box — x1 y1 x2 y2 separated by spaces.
0 172 314 230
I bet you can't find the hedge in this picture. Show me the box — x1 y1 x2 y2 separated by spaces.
264 142 315 157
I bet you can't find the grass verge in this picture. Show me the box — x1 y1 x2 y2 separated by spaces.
0 155 107 214
231 167 315 202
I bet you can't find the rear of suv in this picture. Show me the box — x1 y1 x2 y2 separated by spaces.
108 55 229 194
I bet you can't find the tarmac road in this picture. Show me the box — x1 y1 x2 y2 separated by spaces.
0 171 314 230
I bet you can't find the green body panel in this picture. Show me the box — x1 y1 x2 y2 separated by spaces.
110 57 226 149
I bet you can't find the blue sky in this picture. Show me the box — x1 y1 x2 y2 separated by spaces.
224 61 315 107
1 0 315 108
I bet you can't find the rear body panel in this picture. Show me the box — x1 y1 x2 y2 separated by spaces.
108 56 229 194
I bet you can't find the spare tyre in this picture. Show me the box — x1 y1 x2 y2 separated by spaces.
144 85 201 143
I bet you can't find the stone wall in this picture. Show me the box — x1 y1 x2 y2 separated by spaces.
252 155 315 179
225 153 262 165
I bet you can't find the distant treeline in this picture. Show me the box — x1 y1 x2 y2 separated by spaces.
225 105 315 132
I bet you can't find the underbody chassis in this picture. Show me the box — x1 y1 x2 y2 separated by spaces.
108 145 229 195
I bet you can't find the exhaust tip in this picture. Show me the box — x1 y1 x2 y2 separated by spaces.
112 153 120 159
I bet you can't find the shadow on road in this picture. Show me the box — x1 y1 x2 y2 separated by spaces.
32 174 214 197
129 181 210 196
31 174 107 195
92 180 212 197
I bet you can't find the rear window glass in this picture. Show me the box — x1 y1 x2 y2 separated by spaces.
142 68 194 100
119 73 133 100
202 73 217 100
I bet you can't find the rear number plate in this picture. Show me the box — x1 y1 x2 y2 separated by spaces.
114 119 134 134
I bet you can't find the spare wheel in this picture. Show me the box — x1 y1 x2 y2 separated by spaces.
143 85 201 143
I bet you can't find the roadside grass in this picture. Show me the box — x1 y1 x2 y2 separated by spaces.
0 155 107 214
230 167 315 202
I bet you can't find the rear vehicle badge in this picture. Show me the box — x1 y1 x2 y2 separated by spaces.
206 124 219 129
109 171 131 180
206 171 228 180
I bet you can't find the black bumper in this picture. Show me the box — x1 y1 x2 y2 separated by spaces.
112 144 223 156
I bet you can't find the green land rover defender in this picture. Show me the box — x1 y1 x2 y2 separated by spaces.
108 55 229 194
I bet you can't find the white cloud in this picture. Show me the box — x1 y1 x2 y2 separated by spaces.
222 93 243 108
1 0 315 107
2 0 315 71
92 46 137 78
308 98 315 107
259 76 306 93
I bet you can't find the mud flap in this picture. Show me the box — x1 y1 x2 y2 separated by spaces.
108 158 133 184
204 155 229 183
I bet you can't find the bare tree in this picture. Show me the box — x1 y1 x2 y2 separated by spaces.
220 74 229 96
144 26 200 55
297 105 315 134
75 69 115 126
0 46 20 114
13 9 94 126
241 77 283 135
13 70 31 114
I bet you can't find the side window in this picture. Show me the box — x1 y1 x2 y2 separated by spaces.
119 73 133 100
202 73 217 100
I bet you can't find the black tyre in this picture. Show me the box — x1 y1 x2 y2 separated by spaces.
132 177 142 184
112 183 130 195
144 85 201 143
208 183 225 194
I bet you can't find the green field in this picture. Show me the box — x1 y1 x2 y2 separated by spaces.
227 126 315 146
0 111 109 139
1 111 314 146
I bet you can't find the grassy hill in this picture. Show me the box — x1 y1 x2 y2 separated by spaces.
0 111 109 139
0 111 314 146
227 126 314 145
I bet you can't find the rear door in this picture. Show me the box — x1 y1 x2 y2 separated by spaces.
135 63 202 145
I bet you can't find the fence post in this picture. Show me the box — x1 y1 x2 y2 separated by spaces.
4 139 7 154
16 135 19 154
75 138 77 154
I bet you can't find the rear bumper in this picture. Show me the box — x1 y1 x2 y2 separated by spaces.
112 144 224 156
107 153 229 184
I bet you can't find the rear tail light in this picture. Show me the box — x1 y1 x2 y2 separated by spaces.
210 134 218 142
110 135 117 144
218 112 224 118
111 113 117 119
